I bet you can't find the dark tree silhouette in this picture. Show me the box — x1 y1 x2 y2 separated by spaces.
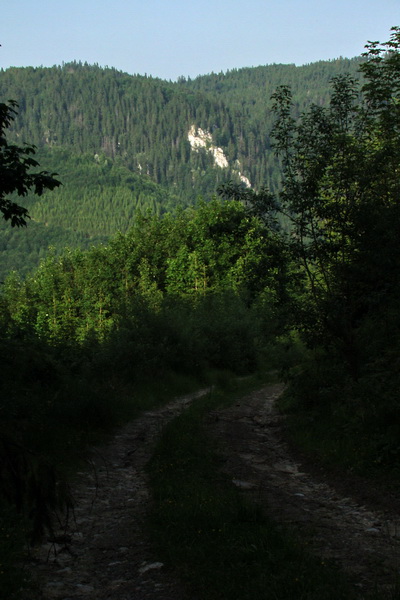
0 100 61 226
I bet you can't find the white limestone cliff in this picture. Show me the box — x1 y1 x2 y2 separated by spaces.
188 125 251 187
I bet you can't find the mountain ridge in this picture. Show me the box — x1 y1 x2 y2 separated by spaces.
0 56 362 278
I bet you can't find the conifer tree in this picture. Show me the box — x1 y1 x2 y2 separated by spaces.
0 100 60 226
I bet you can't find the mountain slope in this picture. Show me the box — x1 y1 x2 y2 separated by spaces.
0 57 363 278
1 58 362 195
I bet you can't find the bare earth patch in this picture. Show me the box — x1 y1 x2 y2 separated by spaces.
24 390 208 600
207 384 400 597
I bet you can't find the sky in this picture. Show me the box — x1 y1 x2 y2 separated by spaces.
1 0 399 81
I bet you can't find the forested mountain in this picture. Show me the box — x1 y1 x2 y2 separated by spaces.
0 57 362 278
1 58 362 192
3 28 400 598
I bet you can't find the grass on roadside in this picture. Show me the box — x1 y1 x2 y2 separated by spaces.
147 377 360 600
0 369 205 600
278 366 400 491
0 503 31 600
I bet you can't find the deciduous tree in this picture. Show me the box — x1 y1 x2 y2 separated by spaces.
0 100 60 226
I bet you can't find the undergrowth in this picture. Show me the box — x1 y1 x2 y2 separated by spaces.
279 349 400 490
0 359 205 599
0 503 30 599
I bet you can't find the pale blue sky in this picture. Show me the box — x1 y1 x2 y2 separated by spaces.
1 0 399 80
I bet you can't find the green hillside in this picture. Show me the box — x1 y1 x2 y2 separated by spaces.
0 57 362 278
0 147 181 279
1 58 362 193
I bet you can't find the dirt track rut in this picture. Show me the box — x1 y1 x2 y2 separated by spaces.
25 383 400 598
208 384 400 596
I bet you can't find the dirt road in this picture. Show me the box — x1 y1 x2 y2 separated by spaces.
25 384 400 599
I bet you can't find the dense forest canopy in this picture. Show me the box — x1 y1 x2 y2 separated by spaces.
1 57 363 192
0 56 362 278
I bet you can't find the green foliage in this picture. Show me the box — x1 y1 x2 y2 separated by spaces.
0 195 281 574
2 199 282 346
0 147 182 280
30 147 180 234
0 100 60 227
0 57 364 278
270 27 400 479
266 28 400 368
